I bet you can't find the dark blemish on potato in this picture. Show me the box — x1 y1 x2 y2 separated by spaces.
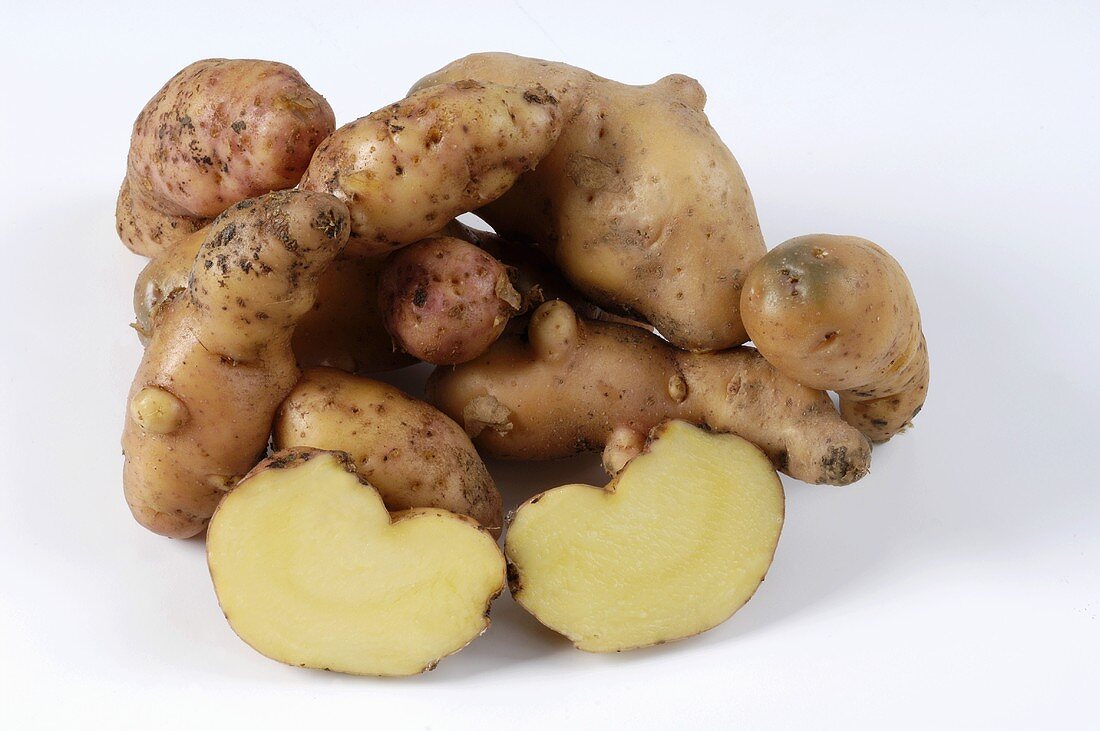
522 85 557 106
820 445 859 483
312 209 345 240
412 286 428 308
506 562 522 593
231 120 246 133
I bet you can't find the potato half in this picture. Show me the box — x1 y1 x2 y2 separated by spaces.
207 449 505 676
505 420 784 652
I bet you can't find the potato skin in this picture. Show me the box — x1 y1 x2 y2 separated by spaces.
741 234 929 441
413 53 766 352
427 301 871 486
274 368 503 533
122 191 349 538
117 179 207 258
132 226 208 344
378 236 520 365
119 59 335 257
300 80 562 257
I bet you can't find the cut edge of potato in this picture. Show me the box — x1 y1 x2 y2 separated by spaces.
504 420 785 653
207 448 506 676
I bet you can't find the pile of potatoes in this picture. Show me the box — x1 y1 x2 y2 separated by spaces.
119 55 929 675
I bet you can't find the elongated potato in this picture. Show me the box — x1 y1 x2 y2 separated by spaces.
274 368 502 533
208 449 505 676
413 53 766 351
122 190 349 538
506 420 784 652
301 80 562 257
428 300 871 485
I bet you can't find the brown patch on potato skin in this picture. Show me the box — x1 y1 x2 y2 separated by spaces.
121 191 350 538
300 80 562 257
118 59 335 258
426 301 871 486
741 235 929 442
273 368 503 534
412 53 766 352
377 236 521 365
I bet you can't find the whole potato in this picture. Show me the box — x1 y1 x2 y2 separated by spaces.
378 236 521 365
122 191 350 538
741 234 929 441
300 80 562 257
119 59 335 257
412 53 766 352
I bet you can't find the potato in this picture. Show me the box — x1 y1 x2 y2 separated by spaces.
741 234 929 441
427 300 871 486
300 80 562 257
118 59 335 257
122 191 349 537
413 53 766 351
207 449 505 676
274 368 502 533
506 420 784 652
377 236 521 365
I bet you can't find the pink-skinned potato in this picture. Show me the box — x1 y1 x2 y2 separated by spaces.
118 59 335 257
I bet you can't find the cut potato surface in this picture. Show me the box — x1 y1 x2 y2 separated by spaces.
207 450 505 676
505 420 784 652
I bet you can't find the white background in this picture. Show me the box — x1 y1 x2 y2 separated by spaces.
2 1 1098 728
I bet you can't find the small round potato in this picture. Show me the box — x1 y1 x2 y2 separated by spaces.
378 237 521 365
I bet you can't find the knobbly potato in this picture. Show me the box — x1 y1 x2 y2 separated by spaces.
378 236 521 365
741 234 929 441
122 191 349 537
428 300 871 485
413 53 766 351
300 80 562 257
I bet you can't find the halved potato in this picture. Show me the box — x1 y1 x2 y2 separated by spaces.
505 420 784 652
207 449 505 676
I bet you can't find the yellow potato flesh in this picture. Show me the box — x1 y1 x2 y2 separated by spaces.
506 421 784 652
207 454 505 676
